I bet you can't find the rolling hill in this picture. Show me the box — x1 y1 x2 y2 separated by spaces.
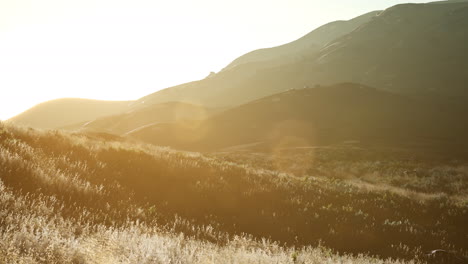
132 11 382 110
64 101 221 135
299 1 468 95
7 98 132 129
3 1 468 263
128 83 468 154
11 1 468 135
136 1 468 110
221 11 381 71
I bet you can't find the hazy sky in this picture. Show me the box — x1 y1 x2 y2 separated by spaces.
0 0 429 120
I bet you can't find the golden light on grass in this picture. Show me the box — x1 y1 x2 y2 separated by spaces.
172 104 212 144
2 121 468 263
269 120 316 176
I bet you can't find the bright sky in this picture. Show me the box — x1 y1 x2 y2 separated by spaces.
0 0 429 120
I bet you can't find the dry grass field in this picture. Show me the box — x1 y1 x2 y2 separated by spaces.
1 122 467 263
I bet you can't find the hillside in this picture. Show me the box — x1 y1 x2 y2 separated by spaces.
63 102 220 135
1 122 467 262
12 1 468 131
221 11 380 71
299 1 468 95
132 11 381 110
3 1 468 263
128 83 468 154
136 1 468 110
7 98 132 129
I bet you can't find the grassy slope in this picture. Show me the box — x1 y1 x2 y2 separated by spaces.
128 84 468 155
1 122 467 263
64 102 219 136
7 98 132 129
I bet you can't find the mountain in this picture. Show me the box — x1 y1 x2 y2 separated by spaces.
133 11 381 110
7 98 132 129
127 83 468 154
64 101 221 135
11 2 468 131
222 11 381 71
297 1 468 95
430 0 468 4
136 1 468 110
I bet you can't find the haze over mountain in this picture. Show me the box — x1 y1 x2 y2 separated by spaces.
133 11 381 109
222 11 381 71
137 1 468 110
302 1 468 95
9 1 468 134
64 102 221 135
7 8 380 130
4 1 468 263
128 83 468 154
8 98 132 129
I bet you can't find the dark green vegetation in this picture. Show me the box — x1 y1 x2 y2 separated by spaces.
1 123 467 263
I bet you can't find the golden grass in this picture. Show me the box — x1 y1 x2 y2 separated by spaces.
1 122 466 263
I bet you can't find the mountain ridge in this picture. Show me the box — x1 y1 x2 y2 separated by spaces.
9 1 468 131
136 1 468 112
221 11 381 71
